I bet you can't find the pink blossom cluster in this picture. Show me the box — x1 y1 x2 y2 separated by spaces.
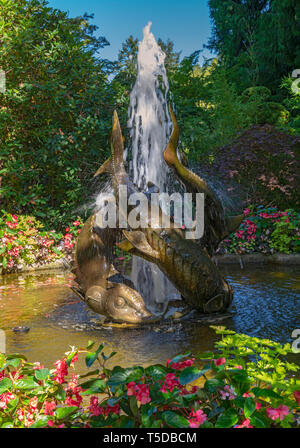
188 409 207 428
53 358 68 384
127 382 151 404
167 358 195 370
266 405 289 421
65 374 83 407
160 373 180 394
219 385 236 400
89 396 120 416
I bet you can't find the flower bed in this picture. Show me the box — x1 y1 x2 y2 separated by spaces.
1 206 300 274
0 212 83 273
0 328 299 428
219 206 300 255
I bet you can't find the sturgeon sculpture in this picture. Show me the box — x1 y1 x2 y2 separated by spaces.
73 108 244 321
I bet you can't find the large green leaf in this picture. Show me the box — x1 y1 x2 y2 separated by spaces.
14 377 37 390
145 364 168 380
0 378 12 394
179 365 211 385
161 411 190 428
34 368 50 381
85 343 104 368
215 409 239 428
244 397 256 418
55 406 79 420
107 366 144 387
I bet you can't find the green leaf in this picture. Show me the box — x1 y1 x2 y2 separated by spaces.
168 352 191 367
86 341 95 350
162 411 190 428
80 378 106 394
55 406 79 420
179 365 211 385
129 396 139 416
251 387 281 399
145 364 168 380
215 409 239 428
30 417 50 428
85 343 104 368
141 404 157 427
196 351 214 359
0 378 12 394
107 366 144 387
204 378 225 393
4 358 20 369
101 351 117 361
250 412 269 428
34 368 50 381
244 397 256 418
66 352 77 367
14 377 37 390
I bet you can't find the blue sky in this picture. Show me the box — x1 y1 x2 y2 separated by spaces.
48 0 214 63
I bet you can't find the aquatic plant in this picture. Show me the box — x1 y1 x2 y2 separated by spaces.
0 328 298 428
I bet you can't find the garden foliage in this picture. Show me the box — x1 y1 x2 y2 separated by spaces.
0 327 298 428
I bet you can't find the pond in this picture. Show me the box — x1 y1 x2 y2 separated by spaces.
0 264 299 372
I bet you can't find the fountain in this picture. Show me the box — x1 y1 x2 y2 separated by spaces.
72 23 245 324
126 22 181 313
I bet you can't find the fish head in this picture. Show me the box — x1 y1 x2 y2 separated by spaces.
84 284 153 324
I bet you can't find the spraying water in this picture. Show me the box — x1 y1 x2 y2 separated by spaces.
127 22 171 191
126 22 181 312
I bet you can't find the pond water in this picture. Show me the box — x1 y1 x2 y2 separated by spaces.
0 264 299 372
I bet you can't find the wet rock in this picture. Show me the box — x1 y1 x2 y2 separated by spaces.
12 326 30 333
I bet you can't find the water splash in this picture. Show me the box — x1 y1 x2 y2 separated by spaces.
126 22 180 312
126 22 171 191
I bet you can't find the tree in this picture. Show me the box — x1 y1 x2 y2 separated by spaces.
0 0 112 228
207 0 300 93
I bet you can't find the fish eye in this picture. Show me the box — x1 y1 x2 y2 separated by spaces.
115 297 126 308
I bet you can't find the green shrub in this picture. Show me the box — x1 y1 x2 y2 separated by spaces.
0 328 298 428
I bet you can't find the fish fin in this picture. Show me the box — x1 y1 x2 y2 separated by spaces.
164 106 218 200
164 105 179 167
122 230 159 261
108 264 119 277
94 157 112 178
94 110 125 178
117 239 135 252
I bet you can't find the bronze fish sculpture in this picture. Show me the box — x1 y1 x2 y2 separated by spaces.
93 109 243 313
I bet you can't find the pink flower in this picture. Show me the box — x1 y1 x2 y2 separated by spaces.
267 405 289 421
29 396 38 412
188 409 207 428
219 385 236 400
213 357 226 367
88 396 120 416
235 418 253 428
167 358 195 370
160 373 180 393
17 408 25 421
243 208 250 216
0 392 16 409
53 358 68 384
135 384 151 405
44 401 56 416
127 382 136 396
126 382 151 404
73 221 81 226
